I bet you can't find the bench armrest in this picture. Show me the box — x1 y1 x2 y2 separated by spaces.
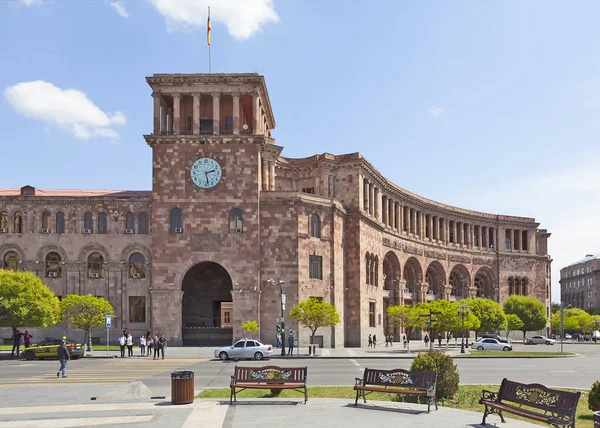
480 389 499 402
355 378 364 387
427 384 436 398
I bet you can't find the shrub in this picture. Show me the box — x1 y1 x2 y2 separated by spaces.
410 350 459 400
589 381 600 411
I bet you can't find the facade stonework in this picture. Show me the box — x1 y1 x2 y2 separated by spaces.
560 255 600 310
0 73 552 346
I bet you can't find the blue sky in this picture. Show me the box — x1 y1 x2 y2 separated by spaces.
2 0 600 302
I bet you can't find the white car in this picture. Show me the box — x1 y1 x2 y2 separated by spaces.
527 335 555 345
471 338 513 352
214 338 273 361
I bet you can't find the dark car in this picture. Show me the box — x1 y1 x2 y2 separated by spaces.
21 338 84 360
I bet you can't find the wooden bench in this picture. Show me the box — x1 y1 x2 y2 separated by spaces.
479 378 580 427
354 368 438 413
230 365 308 404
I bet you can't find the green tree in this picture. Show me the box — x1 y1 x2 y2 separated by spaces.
0 270 60 332
466 298 506 338
503 295 547 338
241 320 259 336
387 304 425 353
551 302 561 314
418 300 460 348
505 313 524 338
60 294 113 356
289 298 340 344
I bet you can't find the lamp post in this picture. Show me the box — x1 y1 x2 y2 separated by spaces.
560 303 572 354
457 300 470 354
268 279 286 357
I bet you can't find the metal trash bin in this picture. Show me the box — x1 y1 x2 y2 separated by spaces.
594 411 600 428
309 344 317 356
171 371 194 405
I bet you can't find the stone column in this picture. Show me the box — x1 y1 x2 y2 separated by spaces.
212 92 220 135
509 229 514 251
389 200 394 230
492 227 497 250
232 92 240 134
382 196 388 226
160 103 167 134
193 93 200 135
429 215 434 240
374 188 380 222
262 159 269 191
451 221 456 244
469 225 474 248
269 161 276 190
395 202 400 231
400 204 405 233
167 107 173 134
252 92 260 134
173 93 181 135
153 93 161 134
358 175 364 212
369 182 374 217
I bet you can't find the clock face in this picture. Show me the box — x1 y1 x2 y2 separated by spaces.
190 158 222 189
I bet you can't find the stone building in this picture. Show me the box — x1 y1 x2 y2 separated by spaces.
560 255 600 310
0 72 552 347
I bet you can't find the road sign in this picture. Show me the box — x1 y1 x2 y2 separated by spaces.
276 317 284 323
105 315 111 328
281 293 287 304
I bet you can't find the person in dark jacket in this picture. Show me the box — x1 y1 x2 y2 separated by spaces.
57 339 70 378
11 330 22 357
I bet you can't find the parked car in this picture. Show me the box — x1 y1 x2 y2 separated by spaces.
214 338 273 361
526 335 555 345
21 338 84 360
479 333 511 344
471 338 513 352
563 333 572 340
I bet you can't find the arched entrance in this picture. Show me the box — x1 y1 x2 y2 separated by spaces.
403 257 422 305
449 264 471 300
181 261 233 346
425 261 446 299
383 252 401 336
474 267 496 300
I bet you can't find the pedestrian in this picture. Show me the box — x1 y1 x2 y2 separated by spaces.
159 334 167 360
438 333 442 348
276 332 281 349
385 335 389 347
118 333 126 358
424 334 429 347
403 334 407 348
287 329 294 356
153 335 161 360
146 336 153 357
23 331 32 348
389 334 393 346
139 335 146 356
373 334 377 347
126 333 133 357
368 334 373 348
57 339 70 378
11 330 22 357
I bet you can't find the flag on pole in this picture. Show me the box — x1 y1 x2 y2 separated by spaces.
207 7 211 46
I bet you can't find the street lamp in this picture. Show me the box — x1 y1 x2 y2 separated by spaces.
560 303 572 354
268 279 286 357
457 300 470 354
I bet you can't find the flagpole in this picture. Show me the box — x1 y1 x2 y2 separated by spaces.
208 6 212 74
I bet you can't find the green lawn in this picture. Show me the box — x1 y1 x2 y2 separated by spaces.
455 351 575 357
197 385 594 427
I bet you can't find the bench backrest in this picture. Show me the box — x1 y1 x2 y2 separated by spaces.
498 378 580 418
233 366 307 384
362 368 437 391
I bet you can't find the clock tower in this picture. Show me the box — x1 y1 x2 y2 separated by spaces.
144 73 277 345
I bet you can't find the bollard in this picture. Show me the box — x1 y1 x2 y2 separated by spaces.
171 371 194 405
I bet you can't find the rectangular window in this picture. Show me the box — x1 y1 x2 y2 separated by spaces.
224 311 231 324
369 302 375 327
200 118 213 134
224 115 233 131
128 296 146 323
187 116 193 132
309 255 323 279
302 187 315 194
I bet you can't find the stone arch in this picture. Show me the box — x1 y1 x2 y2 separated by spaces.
36 244 68 262
449 264 471 299
0 243 26 261
120 243 151 263
78 242 110 261
383 251 401 291
403 257 422 296
474 266 496 300
425 261 446 297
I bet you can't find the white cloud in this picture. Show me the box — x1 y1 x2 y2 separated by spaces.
428 107 444 117
109 1 129 18
4 80 126 140
19 0 42 5
148 0 279 39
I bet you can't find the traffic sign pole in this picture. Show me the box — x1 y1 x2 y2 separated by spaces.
105 315 111 356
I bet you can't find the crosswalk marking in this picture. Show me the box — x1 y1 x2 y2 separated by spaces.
0 359 204 386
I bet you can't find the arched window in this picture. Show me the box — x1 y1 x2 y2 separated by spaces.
229 208 243 233
522 277 529 296
139 212 149 234
41 212 51 231
125 212 135 232
0 211 8 230
3 251 19 271
129 252 146 278
508 277 514 295
87 252 104 278
45 252 62 278
370 255 375 286
474 277 483 297
56 212 65 234
365 253 371 285
310 214 320 238
514 277 522 295
13 212 22 233
98 212 108 234
170 208 183 233
84 212 93 233
374 255 379 286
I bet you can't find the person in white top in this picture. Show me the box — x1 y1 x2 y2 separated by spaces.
140 335 146 356
118 334 126 358
126 333 133 357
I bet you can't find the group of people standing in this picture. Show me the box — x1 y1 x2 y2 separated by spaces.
11 330 32 357
275 329 296 356
119 330 167 360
